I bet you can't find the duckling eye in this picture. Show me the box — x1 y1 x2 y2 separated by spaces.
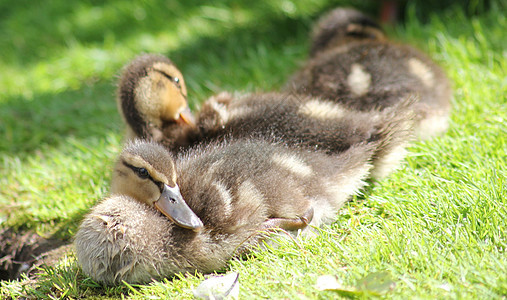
123 161 151 180
172 77 181 89
155 70 181 89
136 167 149 179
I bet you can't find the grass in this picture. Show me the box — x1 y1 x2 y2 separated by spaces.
0 0 505 298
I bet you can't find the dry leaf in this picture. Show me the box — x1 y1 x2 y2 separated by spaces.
315 271 395 297
193 272 239 300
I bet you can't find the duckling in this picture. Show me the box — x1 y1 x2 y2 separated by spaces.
116 54 196 145
195 92 414 179
286 7 452 139
75 139 376 284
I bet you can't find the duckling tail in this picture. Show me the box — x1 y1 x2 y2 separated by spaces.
368 95 418 179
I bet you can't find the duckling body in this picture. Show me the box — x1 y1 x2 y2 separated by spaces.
286 8 452 139
195 92 413 179
75 139 374 284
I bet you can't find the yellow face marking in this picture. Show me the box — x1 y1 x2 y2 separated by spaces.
110 163 160 206
298 99 346 120
347 63 371 96
121 152 169 185
135 62 189 124
408 58 435 87
134 75 163 127
163 86 187 121
170 160 177 185
153 62 187 97
158 64 188 121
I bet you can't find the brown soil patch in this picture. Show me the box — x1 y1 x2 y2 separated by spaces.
0 227 69 281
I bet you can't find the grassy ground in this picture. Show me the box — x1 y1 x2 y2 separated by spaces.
0 0 505 298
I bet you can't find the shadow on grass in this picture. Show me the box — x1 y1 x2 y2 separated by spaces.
0 0 376 66
0 83 120 154
0 0 495 66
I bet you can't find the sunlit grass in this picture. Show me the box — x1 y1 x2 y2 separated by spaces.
1 0 506 299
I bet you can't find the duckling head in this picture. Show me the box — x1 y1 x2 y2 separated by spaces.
310 7 386 57
110 139 203 231
117 54 195 140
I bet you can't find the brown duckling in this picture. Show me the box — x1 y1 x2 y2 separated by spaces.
116 54 196 143
286 7 452 139
195 91 414 179
75 139 375 284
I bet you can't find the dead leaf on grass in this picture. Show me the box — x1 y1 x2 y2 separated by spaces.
193 272 239 300
315 271 395 297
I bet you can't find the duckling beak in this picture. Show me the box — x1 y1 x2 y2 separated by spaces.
155 184 203 231
176 106 196 127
